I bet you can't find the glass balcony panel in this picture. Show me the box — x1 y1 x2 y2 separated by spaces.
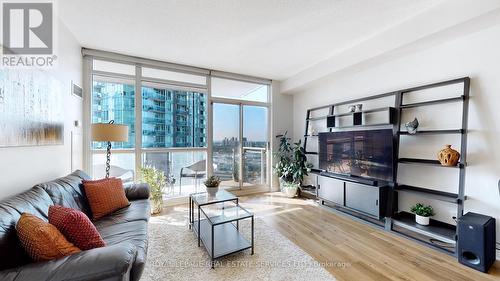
92 152 135 182
142 151 207 198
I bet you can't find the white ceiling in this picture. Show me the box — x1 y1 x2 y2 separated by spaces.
58 0 442 81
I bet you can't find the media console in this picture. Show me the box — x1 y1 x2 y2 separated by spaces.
316 173 392 220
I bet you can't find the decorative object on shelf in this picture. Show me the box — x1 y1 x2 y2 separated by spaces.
274 132 313 198
404 117 419 134
204 176 221 195
410 203 435 225
348 105 356 112
140 166 167 215
437 144 460 166
91 120 129 178
355 104 363 112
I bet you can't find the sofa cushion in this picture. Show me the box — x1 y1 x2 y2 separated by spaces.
36 170 92 216
93 199 151 229
83 178 131 220
16 213 81 262
96 220 148 281
48 205 105 251
0 186 54 270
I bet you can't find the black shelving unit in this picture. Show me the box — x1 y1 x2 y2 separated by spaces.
395 185 465 204
301 77 470 256
326 107 396 129
392 211 456 246
392 77 470 255
398 129 464 135
398 158 465 168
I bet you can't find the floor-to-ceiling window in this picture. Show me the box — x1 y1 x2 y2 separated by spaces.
84 51 271 200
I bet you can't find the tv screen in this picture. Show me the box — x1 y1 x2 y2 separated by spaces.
318 129 394 182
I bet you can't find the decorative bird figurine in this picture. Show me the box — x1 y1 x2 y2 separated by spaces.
405 118 419 134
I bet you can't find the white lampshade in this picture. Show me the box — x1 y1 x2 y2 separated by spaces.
91 123 129 142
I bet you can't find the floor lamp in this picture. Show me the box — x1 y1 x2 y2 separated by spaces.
91 120 129 178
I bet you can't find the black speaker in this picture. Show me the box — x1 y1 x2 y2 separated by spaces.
457 212 496 273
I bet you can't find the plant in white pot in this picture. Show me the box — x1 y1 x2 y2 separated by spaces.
410 203 435 225
204 175 221 196
273 132 312 198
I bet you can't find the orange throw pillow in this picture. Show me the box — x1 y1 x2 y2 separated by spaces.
16 213 81 262
83 177 130 220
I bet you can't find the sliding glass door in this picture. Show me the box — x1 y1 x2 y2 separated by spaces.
243 105 268 187
212 103 240 188
212 102 269 189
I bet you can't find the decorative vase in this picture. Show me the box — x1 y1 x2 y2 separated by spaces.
348 105 356 112
415 215 430 226
355 104 363 112
405 118 419 134
279 178 298 198
438 144 460 166
206 186 219 196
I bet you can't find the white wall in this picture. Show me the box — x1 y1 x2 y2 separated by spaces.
291 22 500 258
0 21 82 199
271 81 294 191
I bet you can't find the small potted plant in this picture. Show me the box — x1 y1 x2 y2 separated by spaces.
204 175 221 195
273 132 313 197
410 203 435 225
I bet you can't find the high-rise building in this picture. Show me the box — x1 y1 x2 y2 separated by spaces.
92 81 207 149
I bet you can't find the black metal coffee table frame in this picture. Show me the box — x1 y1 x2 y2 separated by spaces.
189 191 254 269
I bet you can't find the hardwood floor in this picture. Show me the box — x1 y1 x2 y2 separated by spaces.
163 192 500 281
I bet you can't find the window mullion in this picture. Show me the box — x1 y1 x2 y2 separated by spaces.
135 66 142 178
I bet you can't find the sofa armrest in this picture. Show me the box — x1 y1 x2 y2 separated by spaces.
0 243 137 281
123 183 150 200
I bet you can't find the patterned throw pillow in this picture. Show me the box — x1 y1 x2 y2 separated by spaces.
82 177 130 220
16 213 81 262
49 205 105 250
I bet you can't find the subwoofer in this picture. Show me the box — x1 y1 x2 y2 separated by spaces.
457 212 496 272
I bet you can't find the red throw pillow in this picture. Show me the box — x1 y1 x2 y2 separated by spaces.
49 205 105 250
82 177 130 220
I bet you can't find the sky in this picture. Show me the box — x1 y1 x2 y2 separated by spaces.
213 103 268 142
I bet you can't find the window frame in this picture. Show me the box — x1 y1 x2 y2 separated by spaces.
83 50 272 198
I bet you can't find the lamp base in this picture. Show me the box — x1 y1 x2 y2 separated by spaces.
106 141 111 178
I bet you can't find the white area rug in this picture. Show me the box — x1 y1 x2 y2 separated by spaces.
141 214 335 281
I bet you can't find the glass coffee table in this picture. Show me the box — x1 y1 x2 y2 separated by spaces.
189 190 254 268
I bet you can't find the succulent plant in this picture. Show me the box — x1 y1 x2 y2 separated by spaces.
204 175 221 188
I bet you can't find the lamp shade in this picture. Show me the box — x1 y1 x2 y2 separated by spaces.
91 123 129 142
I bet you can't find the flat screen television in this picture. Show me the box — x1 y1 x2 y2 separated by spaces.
318 129 394 182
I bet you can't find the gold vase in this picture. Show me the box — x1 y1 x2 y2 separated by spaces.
437 144 460 166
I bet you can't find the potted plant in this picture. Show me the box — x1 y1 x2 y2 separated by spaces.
140 166 166 215
204 175 221 195
410 203 435 225
273 132 313 197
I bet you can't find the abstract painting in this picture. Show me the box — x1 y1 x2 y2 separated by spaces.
0 69 64 147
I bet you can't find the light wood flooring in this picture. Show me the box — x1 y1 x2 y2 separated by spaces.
162 192 500 281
